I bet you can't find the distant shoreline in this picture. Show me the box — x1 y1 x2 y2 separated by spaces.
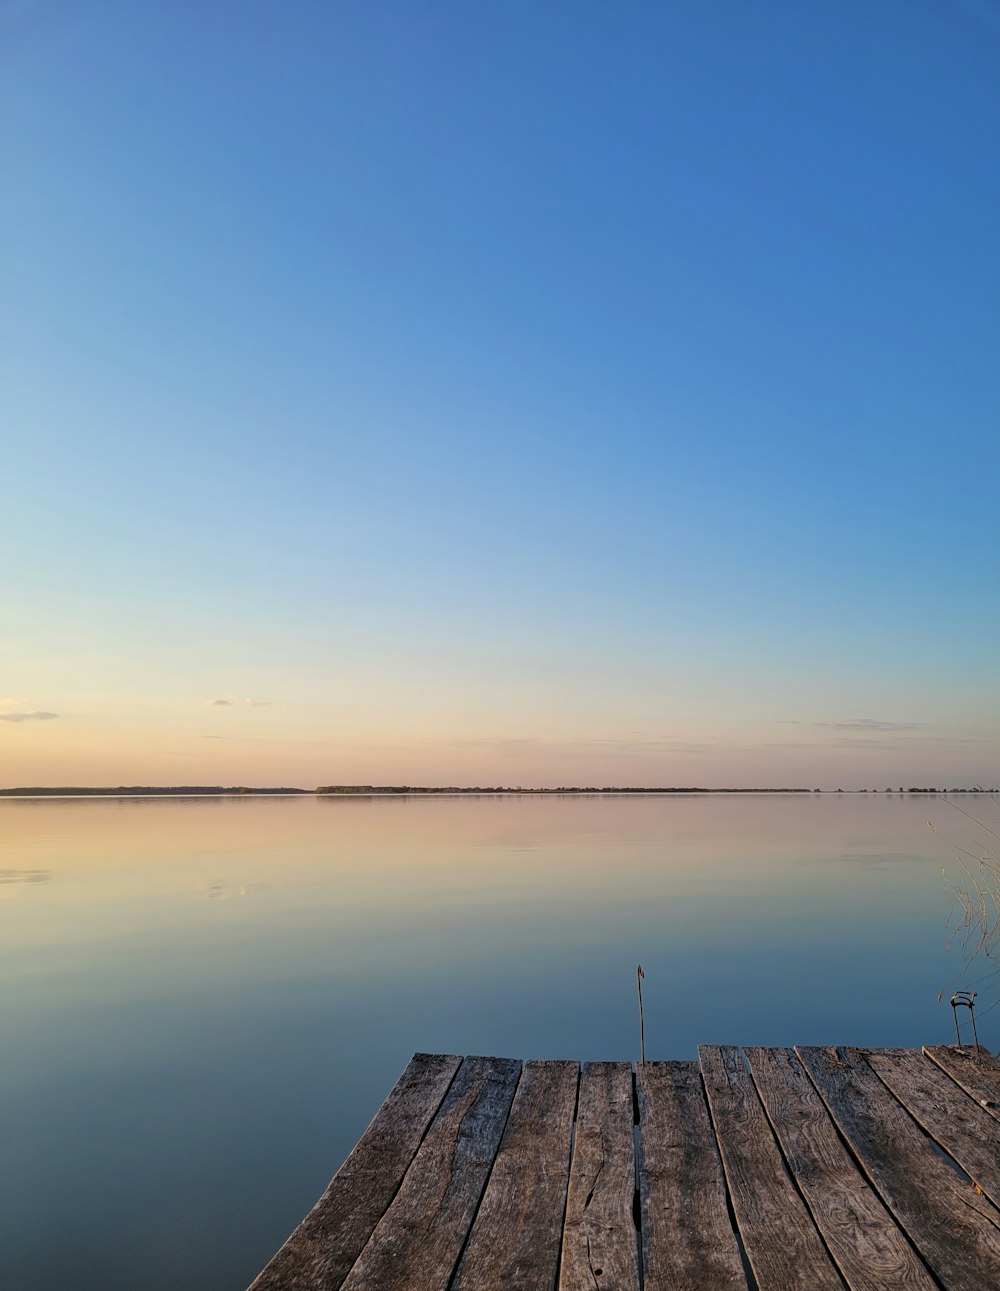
0 785 993 798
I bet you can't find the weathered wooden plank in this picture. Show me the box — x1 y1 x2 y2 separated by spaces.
867 1048 1000 1208
797 1046 1000 1291
745 1047 934 1291
699 1045 843 1290
924 1044 1000 1123
452 1060 579 1291
248 1052 462 1290
637 1060 748 1291
338 1055 521 1291
558 1062 639 1291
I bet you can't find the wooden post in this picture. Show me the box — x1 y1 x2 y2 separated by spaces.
637 964 646 1065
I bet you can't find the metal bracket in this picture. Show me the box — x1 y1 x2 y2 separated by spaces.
950 991 979 1049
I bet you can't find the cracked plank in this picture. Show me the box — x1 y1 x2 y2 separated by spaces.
559 1061 639 1291
337 1055 521 1291
452 1060 579 1291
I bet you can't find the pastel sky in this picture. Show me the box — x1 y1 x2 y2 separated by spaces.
3 2 999 788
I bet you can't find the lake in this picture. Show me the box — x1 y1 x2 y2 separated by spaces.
1 792 991 1289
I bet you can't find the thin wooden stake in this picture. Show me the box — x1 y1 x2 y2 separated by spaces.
637 964 646 1065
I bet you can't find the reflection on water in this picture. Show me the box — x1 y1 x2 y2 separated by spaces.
200 881 265 900
0 793 974 1290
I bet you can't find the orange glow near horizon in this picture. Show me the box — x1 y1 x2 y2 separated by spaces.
2 715 996 792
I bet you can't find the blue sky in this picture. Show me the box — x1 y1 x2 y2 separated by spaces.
3 1 998 787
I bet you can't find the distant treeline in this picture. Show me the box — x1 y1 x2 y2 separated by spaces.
0 786 311 797
3 784 996 798
315 785 811 795
859 786 1000 794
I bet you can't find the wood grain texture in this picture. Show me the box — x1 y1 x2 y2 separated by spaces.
452 1060 579 1291
558 1062 639 1291
745 1047 934 1291
249 1046 1000 1291
248 1052 462 1290
637 1060 748 1291
699 1045 843 1290
797 1046 1000 1291
337 1055 521 1291
867 1048 1000 1207
924 1045 1000 1123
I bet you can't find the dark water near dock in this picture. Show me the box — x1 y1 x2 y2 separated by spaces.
0 793 988 1289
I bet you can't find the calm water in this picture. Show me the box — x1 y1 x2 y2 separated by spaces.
0 792 988 1289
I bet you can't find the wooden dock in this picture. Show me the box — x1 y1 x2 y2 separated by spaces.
249 1044 1000 1290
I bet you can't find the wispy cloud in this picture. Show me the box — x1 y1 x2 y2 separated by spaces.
780 718 926 734
816 719 925 733
447 735 717 757
199 733 328 745
206 697 282 709
0 710 59 723
832 734 982 749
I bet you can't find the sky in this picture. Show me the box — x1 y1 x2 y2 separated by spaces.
2 1 999 789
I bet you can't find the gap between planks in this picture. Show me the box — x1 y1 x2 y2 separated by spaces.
249 1047 1000 1291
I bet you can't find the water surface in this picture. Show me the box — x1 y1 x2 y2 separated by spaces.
0 792 984 1289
